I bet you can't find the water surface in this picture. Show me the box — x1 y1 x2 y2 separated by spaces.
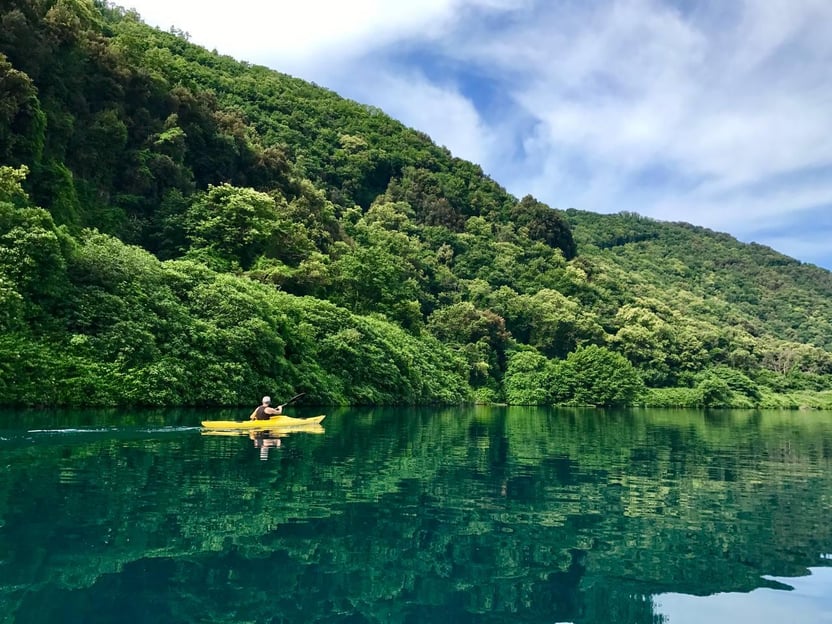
1 406 830 623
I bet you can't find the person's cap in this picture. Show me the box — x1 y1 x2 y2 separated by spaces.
262 396 271 404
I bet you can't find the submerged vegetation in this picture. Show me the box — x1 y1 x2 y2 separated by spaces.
1 0 831 407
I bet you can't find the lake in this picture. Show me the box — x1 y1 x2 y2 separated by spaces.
1 406 830 623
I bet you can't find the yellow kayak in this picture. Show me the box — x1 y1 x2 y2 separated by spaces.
201 414 326 430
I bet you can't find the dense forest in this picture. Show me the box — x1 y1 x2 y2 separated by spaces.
1 0 831 407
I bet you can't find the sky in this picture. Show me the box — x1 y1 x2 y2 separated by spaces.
655 566 832 623
125 0 832 269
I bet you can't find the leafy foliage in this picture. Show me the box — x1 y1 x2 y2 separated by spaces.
562 345 645 406
0 1 830 406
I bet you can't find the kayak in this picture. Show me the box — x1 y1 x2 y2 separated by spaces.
200 414 325 430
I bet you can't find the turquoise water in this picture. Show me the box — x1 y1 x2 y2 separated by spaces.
0 406 831 623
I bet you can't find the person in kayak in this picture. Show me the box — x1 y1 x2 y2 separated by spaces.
250 396 283 420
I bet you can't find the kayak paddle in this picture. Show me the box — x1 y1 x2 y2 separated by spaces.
278 392 306 409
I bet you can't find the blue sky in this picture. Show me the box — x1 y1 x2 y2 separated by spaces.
126 0 832 269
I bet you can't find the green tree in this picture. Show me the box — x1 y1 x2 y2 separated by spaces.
384 167 465 230
488 287 603 359
0 164 29 204
612 299 706 386
511 195 576 259
0 172 71 308
427 302 509 389
697 374 733 408
695 366 760 407
184 183 284 270
562 345 644 406
504 350 564 404
0 55 46 166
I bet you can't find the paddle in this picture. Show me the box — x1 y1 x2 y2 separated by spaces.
277 392 306 409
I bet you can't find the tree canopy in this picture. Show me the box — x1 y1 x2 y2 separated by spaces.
0 0 831 407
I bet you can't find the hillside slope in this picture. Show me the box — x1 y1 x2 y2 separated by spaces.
0 0 830 407
569 210 832 350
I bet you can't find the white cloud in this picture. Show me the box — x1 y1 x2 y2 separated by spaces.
495 1 832 186
336 64 498 167
127 0 528 70
127 0 457 65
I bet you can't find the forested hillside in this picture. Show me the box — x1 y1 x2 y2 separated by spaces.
1 0 830 407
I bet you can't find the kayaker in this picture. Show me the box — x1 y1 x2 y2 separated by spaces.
250 396 283 420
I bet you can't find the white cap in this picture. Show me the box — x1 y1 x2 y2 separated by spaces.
262 396 271 404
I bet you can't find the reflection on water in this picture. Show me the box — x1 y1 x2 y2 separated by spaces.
657 566 832 623
200 422 325 460
0 406 831 623
250 430 283 460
